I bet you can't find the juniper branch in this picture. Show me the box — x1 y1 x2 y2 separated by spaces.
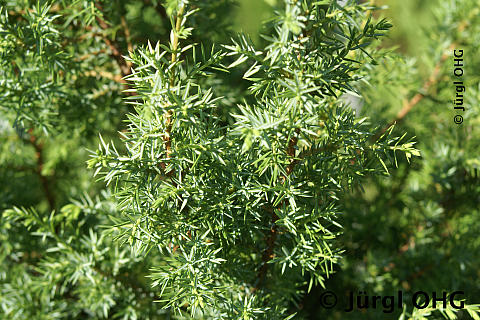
27 129 55 211
254 128 301 292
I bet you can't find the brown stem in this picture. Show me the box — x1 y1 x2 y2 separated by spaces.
375 43 455 140
254 205 279 292
375 18 469 139
253 128 301 292
121 16 133 56
163 111 173 161
285 128 301 177
161 5 185 174
162 7 186 255
252 134 340 292
93 4 135 96
28 129 55 211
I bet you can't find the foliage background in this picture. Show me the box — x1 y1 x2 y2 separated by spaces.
1 0 479 319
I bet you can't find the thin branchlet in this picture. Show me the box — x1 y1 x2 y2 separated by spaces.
4 0 457 318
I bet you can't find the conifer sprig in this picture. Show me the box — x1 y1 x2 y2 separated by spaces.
89 1 420 317
7 0 480 319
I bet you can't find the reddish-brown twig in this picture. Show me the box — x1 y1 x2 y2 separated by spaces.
253 128 301 292
376 18 469 139
27 129 55 211
375 43 455 140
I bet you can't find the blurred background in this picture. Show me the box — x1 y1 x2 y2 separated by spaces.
233 0 440 66
235 0 480 319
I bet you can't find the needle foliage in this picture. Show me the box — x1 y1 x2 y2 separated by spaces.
3 0 475 319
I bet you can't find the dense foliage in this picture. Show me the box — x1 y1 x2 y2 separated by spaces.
0 0 478 319
306 0 480 319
